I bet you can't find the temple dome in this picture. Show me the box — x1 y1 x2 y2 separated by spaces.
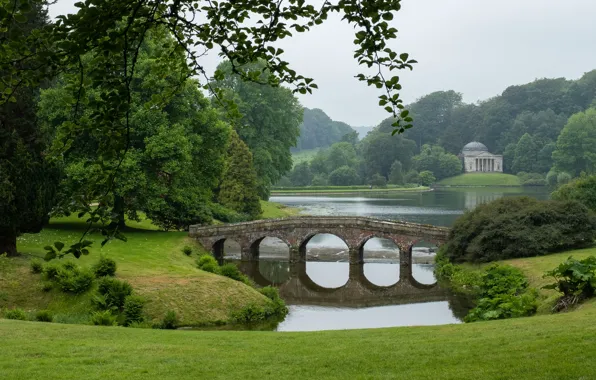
462 141 488 153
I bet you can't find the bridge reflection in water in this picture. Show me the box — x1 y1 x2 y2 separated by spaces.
236 260 457 309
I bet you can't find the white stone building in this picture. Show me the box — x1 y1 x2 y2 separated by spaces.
460 142 503 173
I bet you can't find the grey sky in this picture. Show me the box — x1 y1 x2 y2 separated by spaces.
49 0 596 127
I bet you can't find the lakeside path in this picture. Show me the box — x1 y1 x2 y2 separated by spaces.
271 186 431 196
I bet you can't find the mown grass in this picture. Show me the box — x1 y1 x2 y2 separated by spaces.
3 214 271 325
259 200 301 218
1 301 596 379
438 173 521 186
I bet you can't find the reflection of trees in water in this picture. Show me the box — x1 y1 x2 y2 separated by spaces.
258 260 290 285
446 292 475 321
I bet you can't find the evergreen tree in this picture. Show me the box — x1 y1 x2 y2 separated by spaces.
388 161 405 185
0 1 59 256
512 133 540 173
218 131 262 218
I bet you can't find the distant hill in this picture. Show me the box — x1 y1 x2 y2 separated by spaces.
294 108 356 151
353 126 374 139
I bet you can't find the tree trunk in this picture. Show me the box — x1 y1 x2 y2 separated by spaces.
109 195 126 229
0 234 17 257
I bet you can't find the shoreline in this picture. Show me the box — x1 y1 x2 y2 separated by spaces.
270 187 431 196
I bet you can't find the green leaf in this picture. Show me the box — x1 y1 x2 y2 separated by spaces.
54 242 65 252
382 13 393 21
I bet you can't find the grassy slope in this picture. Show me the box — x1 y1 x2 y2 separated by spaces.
260 200 301 218
439 173 521 186
3 214 270 325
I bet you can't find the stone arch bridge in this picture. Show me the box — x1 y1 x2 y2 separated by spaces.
189 216 450 280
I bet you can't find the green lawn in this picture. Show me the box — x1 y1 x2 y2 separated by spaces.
438 173 521 186
260 200 301 218
291 148 320 166
2 214 270 326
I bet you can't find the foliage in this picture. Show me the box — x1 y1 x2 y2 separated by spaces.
288 162 314 187
30 260 44 274
92 256 117 278
543 256 596 311
512 133 541 174
552 174 596 212
388 161 405 185
404 170 420 185
369 173 387 188
418 171 436 186
553 108 596 176
123 295 146 326
516 172 547 186
217 130 262 218
557 172 572 185
182 246 193 257
328 166 360 186
311 174 328 187
295 108 356 151
4 308 27 321
196 255 220 274
95 277 133 312
89 311 118 326
220 263 249 284
35 310 53 322
360 128 417 179
412 145 462 180
231 286 288 325
40 261 94 294
159 311 179 330
444 197 596 263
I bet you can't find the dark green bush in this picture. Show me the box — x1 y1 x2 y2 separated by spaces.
464 264 538 322
95 277 133 311
40 282 53 292
123 295 146 326
89 310 118 326
543 256 596 311
196 254 220 273
61 261 78 271
35 310 53 322
55 267 94 294
4 308 27 320
232 287 289 324
182 246 193 256
30 259 43 274
92 256 117 277
42 262 61 281
160 310 178 329
552 174 596 213
444 197 596 263
220 263 248 282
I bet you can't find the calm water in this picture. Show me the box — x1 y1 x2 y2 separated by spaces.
228 188 549 331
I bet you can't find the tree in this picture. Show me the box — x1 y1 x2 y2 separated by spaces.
328 166 360 186
311 174 328 186
369 173 387 188
340 131 360 146
412 145 461 180
418 171 436 186
552 175 596 213
0 1 59 256
388 161 404 185
325 142 358 173
213 60 303 199
553 108 596 176
296 108 355 151
360 126 417 178
512 133 540 174
289 162 313 187
218 131 262 218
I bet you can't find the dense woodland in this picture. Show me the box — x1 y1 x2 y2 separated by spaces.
282 70 596 188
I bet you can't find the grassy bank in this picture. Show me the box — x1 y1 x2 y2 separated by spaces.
260 200 301 218
271 185 428 195
1 299 596 379
438 173 521 186
2 215 271 326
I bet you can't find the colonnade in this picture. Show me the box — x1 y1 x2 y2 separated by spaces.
475 157 496 172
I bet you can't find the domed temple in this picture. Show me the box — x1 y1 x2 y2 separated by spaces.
459 142 503 173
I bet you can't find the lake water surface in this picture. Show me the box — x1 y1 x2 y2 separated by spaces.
228 187 549 331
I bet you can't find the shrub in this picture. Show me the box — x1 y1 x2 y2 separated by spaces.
557 172 572 185
40 282 53 292
220 263 248 282
160 310 178 329
517 172 547 186
182 246 193 256
30 259 43 274
543 256 596 311
42 262 61 281
35 310 53 322
196 254 220 274
61 261 78 271
4 308 27 320
123 295 146 326
92 256 117 277
89 310 118 326
444 196 596 263
552 174 596 213
95 277 133 311
418 170 436 186
465 264 538 322
55 267 94 294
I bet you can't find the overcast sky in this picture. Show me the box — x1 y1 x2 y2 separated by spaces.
49 0 596 127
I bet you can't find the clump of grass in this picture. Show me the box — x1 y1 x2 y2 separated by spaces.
34 310 53 322
89 310 118 326
30 259 44 274
4 308 27 320
92 256 117 277
182 246 193 256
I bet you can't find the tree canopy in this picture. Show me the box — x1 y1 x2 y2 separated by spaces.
295 108 356 151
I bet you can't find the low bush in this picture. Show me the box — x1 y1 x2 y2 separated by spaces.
159 310 178 330
464 264 538 322
4 308 27 320
92 256 117 277
95 277 133 311
543 256 596 312
55 267 94 294
552 174 596 213
30 259 44 274
444 196 596 263
196 254 220 274
35 310 53 322
42 262 61 281
89 310 118 326
517 172 547 186
123 295 146 326
40 282 53 292
232 287 289 324
220 263 249 283
182 246 193 256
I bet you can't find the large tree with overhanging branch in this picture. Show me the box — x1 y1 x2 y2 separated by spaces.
1 0 416 258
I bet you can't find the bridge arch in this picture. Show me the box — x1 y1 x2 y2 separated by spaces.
298 231 350 261
211 237 242 261
248 235 291 261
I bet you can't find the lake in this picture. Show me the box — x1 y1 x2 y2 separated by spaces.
227 187 550 331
